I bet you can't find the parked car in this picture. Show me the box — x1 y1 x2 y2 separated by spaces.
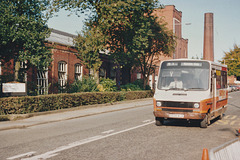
229 85 240 91
232 85 240 91
227 86 233 92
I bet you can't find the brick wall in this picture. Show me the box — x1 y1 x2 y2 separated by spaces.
47 43 88 93
153 5 188 59
228 75 236 85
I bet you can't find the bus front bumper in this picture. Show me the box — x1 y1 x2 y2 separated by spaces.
153 111 206 120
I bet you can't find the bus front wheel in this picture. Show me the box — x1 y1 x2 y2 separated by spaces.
200 114 210 128
155 117 164 126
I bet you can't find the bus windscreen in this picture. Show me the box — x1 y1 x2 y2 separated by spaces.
158 61 210 90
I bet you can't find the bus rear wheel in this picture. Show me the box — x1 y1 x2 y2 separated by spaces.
219 109 224 120
155 117 164 126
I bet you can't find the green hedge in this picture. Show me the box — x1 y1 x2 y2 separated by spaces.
0 91 153 115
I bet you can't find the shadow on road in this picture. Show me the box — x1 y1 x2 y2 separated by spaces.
159 115 224 128
228 103 240 110
162 119 200 128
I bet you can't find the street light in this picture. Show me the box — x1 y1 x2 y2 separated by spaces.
174 22 192 26
223 58 234 65
185 23 192 25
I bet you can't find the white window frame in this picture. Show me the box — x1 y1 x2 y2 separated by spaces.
173 18 181 36
75 64 82 81
37 69 48 95
20 61 27 82
137 73 141 79
58 61 67 89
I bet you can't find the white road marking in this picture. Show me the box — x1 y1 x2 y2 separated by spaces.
143 119 151 123
22 121 154 160
7 151 36 160
102 129 114 134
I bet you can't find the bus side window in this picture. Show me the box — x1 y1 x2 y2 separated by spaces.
216 70 221 89
221 71 227 88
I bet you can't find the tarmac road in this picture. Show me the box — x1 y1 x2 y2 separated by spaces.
0 92 239 160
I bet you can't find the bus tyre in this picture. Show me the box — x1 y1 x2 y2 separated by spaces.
219 110 223 120
200 114 209 128
155 117 164 126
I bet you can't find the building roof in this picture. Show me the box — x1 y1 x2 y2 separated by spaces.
46 29 77 46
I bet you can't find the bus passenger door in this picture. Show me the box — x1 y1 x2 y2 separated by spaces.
211 70 217 117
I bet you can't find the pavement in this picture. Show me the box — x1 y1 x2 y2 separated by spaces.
0 98 153 131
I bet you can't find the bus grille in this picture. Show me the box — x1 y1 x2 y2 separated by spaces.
161 101 194 109
162 108 193 112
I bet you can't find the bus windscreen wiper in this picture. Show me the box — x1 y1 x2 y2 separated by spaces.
188 88 203 90
167 88 185 91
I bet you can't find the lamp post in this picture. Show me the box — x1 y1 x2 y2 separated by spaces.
223 58 234 65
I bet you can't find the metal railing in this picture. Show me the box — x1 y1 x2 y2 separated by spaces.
209 138 240 160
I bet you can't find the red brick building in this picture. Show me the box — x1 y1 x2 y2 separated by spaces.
46 29 86 93
0 29 86 94
228 75 236 85
0 5 188 95
153 5 188 59
0 29 117 95
37 29 116 94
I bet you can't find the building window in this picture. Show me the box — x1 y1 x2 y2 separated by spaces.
37 69 48 95
173 18 181 37
75 64 82 81
137 73 141 79
58 61 67 89
99 68 106 78
20 61 27 82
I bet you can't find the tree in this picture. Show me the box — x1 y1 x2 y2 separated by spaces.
97 0 175 88
51 0 111 84
50 0 175 89
220 44 240 76
74 27 106 84
0 0 52 82
129 14 175 89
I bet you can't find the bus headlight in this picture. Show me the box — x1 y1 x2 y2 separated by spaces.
193 103 200 108
156 101 162 107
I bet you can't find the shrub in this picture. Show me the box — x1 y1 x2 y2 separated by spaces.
68 76 99 93
125 91 153 100
121 79 151 91
0 91 153 115
121 83 142 91
132 79 151 90
99 78 117 92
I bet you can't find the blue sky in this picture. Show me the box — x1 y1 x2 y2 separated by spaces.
47 0 240 62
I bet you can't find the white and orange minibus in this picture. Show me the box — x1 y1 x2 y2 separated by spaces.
153 59 228 128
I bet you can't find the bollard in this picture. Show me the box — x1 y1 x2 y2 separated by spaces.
202 148 209 160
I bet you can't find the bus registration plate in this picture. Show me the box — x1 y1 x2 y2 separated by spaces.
169 114 184 118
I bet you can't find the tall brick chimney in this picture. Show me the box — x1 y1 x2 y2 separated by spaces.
203 13 214 61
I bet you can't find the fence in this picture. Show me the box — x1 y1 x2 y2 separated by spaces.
209 138 240 160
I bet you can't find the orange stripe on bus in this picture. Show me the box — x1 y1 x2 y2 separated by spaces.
200 97 228 113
